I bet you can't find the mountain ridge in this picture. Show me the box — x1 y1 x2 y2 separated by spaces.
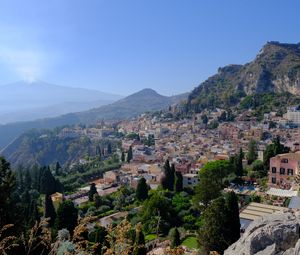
0 88 187 149
185 41 300 112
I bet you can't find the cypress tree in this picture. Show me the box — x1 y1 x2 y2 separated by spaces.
235 148 244 177
44 194 57 227
107 143 112 154
161 160 172 190
247 139 257 164
224 191 240 244
171 227 180 248
174 171 183 193
198 197 228 254
127 146 133 163
40 166 57 195
133 223 147 255
169 164 175 191
121 151 125 162
55 162 61 176
136 178 149 201
88 183 98 202
55 200 78 234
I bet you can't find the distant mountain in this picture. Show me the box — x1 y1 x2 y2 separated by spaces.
0 80 122 123
185 41 300 113
0 99 113 124
0 88 187 149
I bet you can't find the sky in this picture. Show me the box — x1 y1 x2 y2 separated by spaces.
0 1 299 96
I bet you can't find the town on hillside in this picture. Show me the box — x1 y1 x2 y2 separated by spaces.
18 104 298 254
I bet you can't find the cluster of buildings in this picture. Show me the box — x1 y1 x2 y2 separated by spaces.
59 107 300 213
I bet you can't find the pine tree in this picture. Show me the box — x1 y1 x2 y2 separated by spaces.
44 194 57 227
171 228 180 248
88 183 98 202
136 178 149 201
127 146 133 163
174 171 183 193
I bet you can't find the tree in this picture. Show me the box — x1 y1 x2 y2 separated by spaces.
107 143 112 154
24 169 32 191
44 194 57 227
218 111 227 122
136 178 149 201
198 193 240 254
161 160 175 191
88 183 98 202
55 200 78 233
201 114 208 125
224 192 240 244
0 157 16 228
174 172 183 193
141 190 176 235
133 223 147 255
194 160 233 207
233 148 244 177
247 139 257 164
121 151 125 162
198 197 228 254
171 228 180 248
55 162 62 176
40 166 57 195
127 146 133 163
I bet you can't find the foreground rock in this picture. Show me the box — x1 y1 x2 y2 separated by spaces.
224 210 300 255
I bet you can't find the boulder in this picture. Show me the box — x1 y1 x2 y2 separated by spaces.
224 210 300 255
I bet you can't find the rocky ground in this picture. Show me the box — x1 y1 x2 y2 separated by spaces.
224 210 300 255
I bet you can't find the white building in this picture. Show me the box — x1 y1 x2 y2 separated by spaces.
182 173 199 188
285 106 300 125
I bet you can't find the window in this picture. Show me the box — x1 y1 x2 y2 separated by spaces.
280 168 285 175
272 167 276 173
272 177 276 184
281 158 288 163
288 169 294 176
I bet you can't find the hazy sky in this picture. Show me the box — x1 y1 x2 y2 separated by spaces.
0 0 299 96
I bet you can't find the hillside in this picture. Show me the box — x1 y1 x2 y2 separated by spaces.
0 80 122 124
0 89 187 149
1 128 118 168
185 42 300 113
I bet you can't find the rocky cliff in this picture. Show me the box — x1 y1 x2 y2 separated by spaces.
186 42 300 111
224 210 300 255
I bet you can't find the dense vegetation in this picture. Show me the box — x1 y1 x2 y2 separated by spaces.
1 127 120 168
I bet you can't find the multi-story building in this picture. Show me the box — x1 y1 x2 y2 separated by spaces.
182 173 199 188
269 152 300 189
285 106 300 125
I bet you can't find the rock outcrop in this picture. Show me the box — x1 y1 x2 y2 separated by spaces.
224 210 300 255
185 41 300 111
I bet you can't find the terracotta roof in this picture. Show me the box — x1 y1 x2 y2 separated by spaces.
272 152 300 161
